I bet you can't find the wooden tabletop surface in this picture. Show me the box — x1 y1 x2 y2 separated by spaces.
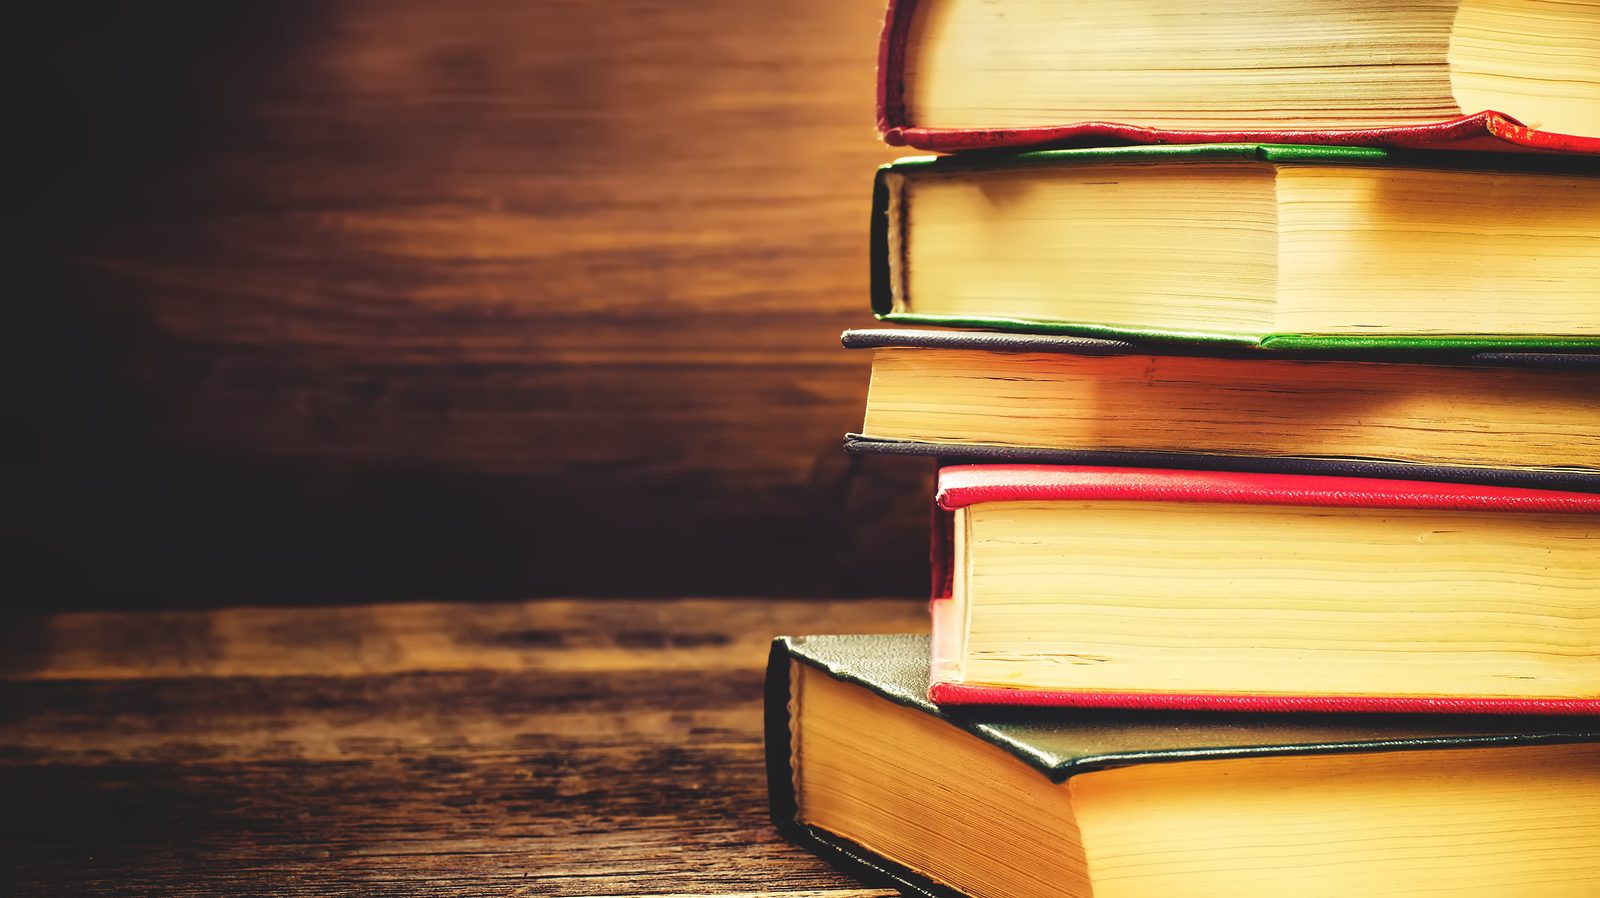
1 598 926 896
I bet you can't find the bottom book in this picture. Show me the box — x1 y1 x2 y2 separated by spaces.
765 635 1600 898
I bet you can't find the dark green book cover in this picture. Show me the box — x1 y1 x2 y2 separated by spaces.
766 634 1600 898
869 143 1600 353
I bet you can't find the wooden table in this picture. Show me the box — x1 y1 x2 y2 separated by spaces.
1 599 926 896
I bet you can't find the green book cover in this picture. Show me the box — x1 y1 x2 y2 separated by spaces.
869 143 1600 353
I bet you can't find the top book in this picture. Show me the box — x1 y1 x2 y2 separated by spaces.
877 0 1600 154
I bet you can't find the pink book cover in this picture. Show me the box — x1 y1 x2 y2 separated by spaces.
878 0 1600 156
929 464 1600 714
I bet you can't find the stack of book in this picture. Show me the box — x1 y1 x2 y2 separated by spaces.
768 2 1600 896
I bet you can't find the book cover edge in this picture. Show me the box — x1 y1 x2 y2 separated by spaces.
928 681 1600 716
932 464 1600 512
879 313 1264 348
871 315 1600 353
880 143 1389 174
839 327 1600 366
842 436 1600 494
885 115 1600 157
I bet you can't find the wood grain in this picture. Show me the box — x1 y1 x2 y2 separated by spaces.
18 0 920 606
0 597 927 896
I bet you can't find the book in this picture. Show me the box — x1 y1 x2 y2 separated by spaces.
845 328 1600 490
767 634 1600 898
877 0 1600 154
927 464 1600 713
870 144 1600 351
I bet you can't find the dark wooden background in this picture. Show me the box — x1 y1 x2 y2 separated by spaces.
15 0 928 608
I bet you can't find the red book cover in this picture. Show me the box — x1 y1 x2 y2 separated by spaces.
929 465 1600 714
877 0 1600 156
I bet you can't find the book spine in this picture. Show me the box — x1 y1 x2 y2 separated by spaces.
765 639 976 898
869 165 895 317
763 640 800 831
875 0 915 145
930 498 953 599
929 595 963 698
929 499 959 699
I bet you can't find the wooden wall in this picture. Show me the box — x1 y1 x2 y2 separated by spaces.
16 1 929 607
